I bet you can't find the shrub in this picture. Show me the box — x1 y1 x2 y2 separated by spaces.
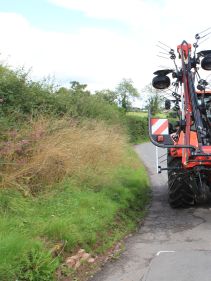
0 65 55 117
126 115 148 143
0 64 124 128
54 87 124 124
0 117 127 192
0 64 150 281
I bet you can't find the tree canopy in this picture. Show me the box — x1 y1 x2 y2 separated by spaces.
116 78 140 111
144 84 164 115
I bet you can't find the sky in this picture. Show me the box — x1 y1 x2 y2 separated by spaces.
0 0 211 107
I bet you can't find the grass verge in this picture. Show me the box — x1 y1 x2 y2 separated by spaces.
0 119 149 280
127 112 167 118
126 115 149 144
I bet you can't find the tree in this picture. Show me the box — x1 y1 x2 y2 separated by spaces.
95 89 118 105
70 81 90 95
144 84 164 115
148 93 161 115
116 79 139 112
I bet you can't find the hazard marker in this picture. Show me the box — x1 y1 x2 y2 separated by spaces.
151 119 169 135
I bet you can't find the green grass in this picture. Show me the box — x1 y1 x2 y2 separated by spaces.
0 149 149 280
0 62 150 280
126 111 172 144
126 114 148 144
127 111 167 118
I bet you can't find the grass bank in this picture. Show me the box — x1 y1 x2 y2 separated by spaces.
0 117 149 280
127 112 166 118
126 114 149 144
126 111 172 144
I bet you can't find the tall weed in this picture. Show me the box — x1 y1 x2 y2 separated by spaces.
0 117 126 192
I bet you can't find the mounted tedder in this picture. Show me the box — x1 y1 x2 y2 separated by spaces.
149 29 211 207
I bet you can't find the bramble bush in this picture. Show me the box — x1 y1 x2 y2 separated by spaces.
0 64 149 280
0 65 124 127
126 115 148 143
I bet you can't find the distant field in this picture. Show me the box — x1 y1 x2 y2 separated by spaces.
127 111 167 118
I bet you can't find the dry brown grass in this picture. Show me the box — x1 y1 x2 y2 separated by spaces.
0 117 127 192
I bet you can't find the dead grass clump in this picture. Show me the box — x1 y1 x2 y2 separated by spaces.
0 118 127 192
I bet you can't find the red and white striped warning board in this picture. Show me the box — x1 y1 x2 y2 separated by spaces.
151 118 169 135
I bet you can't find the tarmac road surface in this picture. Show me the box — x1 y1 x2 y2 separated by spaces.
91 142 211 281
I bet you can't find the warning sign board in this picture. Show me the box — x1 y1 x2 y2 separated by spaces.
151 119 169 135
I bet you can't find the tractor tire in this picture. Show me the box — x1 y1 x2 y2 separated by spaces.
167 156 195 208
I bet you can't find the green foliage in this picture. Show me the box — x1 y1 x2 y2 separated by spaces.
0 232 29 280
167 111 178 118
126 115 148 143
0 64 150 279
144 84 164 115
95 89 118 104
70 81 90 95
148 93 163 115
0 65 55 117
116 78 140 111
0 233 58 280
95 79 140 112
55 88 124 123
16 247 59 281
0 65 124 127
0 150 149 280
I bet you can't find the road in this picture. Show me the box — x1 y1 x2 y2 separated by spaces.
91 142 211 281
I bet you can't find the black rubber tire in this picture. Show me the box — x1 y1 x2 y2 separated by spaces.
167 155 195 208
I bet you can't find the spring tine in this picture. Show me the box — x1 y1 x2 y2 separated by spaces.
198 27 211 35
200 31 211 39
156 44 170 52
159 51 170 55
158 65 170 68
159 153 167 159
157 55 170 60
199 36 210 45
158 41 172 50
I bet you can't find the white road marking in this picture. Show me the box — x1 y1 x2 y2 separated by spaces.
156 250 176 256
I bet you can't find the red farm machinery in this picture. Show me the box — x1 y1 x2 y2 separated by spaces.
149 29 211 208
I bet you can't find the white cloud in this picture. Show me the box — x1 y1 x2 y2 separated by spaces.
48 0 211 31
49 0 157 28
1 0 211 109
48 0 211 44
47 0 211 75
0 11 154 97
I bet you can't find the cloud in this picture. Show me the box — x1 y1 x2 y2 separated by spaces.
0 12 150 93
49 0 157 27
1 0 211 109
48 0 211 38
47 0 211 70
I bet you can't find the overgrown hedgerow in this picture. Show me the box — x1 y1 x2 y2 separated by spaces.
0 121 149 280
0 64 149 280
0 117 127 192
126 115 148 143
0 64 124 125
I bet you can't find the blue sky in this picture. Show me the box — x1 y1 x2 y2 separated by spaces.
0 0 211 106
0 0 80 31
0 0 128 33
